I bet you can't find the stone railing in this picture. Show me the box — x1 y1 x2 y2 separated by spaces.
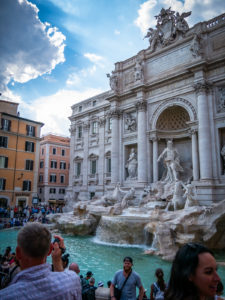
205 13 225 29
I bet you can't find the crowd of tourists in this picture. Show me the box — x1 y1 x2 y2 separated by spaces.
0 205 63 229
0 222 224 300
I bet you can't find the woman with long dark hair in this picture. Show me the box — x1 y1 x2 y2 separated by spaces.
150 268 166 300
165 243 221 300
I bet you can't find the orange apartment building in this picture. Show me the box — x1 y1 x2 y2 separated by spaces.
38 134 70 206
0 99 44 208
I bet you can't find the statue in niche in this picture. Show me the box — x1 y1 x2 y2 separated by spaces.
134 57 144 81
126 148 138 179
124 113 137 132
157 140 183 183
106 71 118 92
221 145 225 173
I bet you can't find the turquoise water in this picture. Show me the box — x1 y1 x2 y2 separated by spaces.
1 228 225 295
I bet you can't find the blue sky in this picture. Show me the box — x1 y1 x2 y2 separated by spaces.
1 0 225 136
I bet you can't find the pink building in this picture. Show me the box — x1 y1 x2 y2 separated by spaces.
38 134 70 206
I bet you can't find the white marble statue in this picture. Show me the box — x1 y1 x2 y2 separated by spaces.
134 57 143 81
157 140 183 182
126 148 138 179
124 113 136 132
184 183 198 208
121 187 136 209
167 180 186 211
190 34 202 58
107 72 118 92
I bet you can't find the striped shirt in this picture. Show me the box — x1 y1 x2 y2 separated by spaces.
0 263 82 300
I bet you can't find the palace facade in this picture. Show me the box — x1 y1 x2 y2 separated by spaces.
67 10 225 205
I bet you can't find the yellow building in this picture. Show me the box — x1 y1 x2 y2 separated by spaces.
0 99 44 208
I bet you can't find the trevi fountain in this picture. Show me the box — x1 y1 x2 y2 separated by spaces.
48 8 225 261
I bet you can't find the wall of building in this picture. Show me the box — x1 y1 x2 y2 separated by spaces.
0 102 43 208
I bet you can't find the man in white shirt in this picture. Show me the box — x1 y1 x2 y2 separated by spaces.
0 222 82 300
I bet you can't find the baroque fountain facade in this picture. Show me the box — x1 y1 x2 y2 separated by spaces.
49 9 225 260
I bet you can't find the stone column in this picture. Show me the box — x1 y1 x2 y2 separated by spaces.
190 129 199 181
110 108 120 184
152 137 158 182
68 124 76 188
136 100 147 183
194 82 212 180
98 118 105 188
82 122 90 187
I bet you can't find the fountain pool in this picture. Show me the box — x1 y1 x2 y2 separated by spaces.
0 228 225 294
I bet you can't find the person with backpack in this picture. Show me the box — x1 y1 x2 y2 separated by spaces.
150 268 166 300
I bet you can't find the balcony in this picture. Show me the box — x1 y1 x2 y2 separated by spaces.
88 173 98 185
73 174 83 186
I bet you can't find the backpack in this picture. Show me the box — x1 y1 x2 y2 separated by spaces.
153 282 164 300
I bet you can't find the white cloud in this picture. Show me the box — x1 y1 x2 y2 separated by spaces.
18 88 104 136
66 65 98 87
0 0 66 93
134 0 158 35
84 53 105 67
114 30 121 35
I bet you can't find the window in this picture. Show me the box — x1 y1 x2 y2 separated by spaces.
50 188 56 194
93 100 96 107
52 148 56 155
22 180 31 191
50 174 56 183
0 178 6 190
0 156 8 168
90 160 97 175
0 136 8 148
60 161 66 169
106 158 111 173
1 119 11 131
60 175 65 183
76 162 81 176
39 188 42 193
40 160 44 168
41 148 44 155
78 105 82 112
25 141 34 152
92 121 98 134
50 160 57 169
25 160 33 171
39 174 43 183
26 125 35 137
78 126 82 138
62 149 65 156
59 188 65 194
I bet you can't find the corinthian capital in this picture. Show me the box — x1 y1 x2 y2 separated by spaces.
135 100 147 112
194 81 212 95
108 108 121 119
83 122 90 131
